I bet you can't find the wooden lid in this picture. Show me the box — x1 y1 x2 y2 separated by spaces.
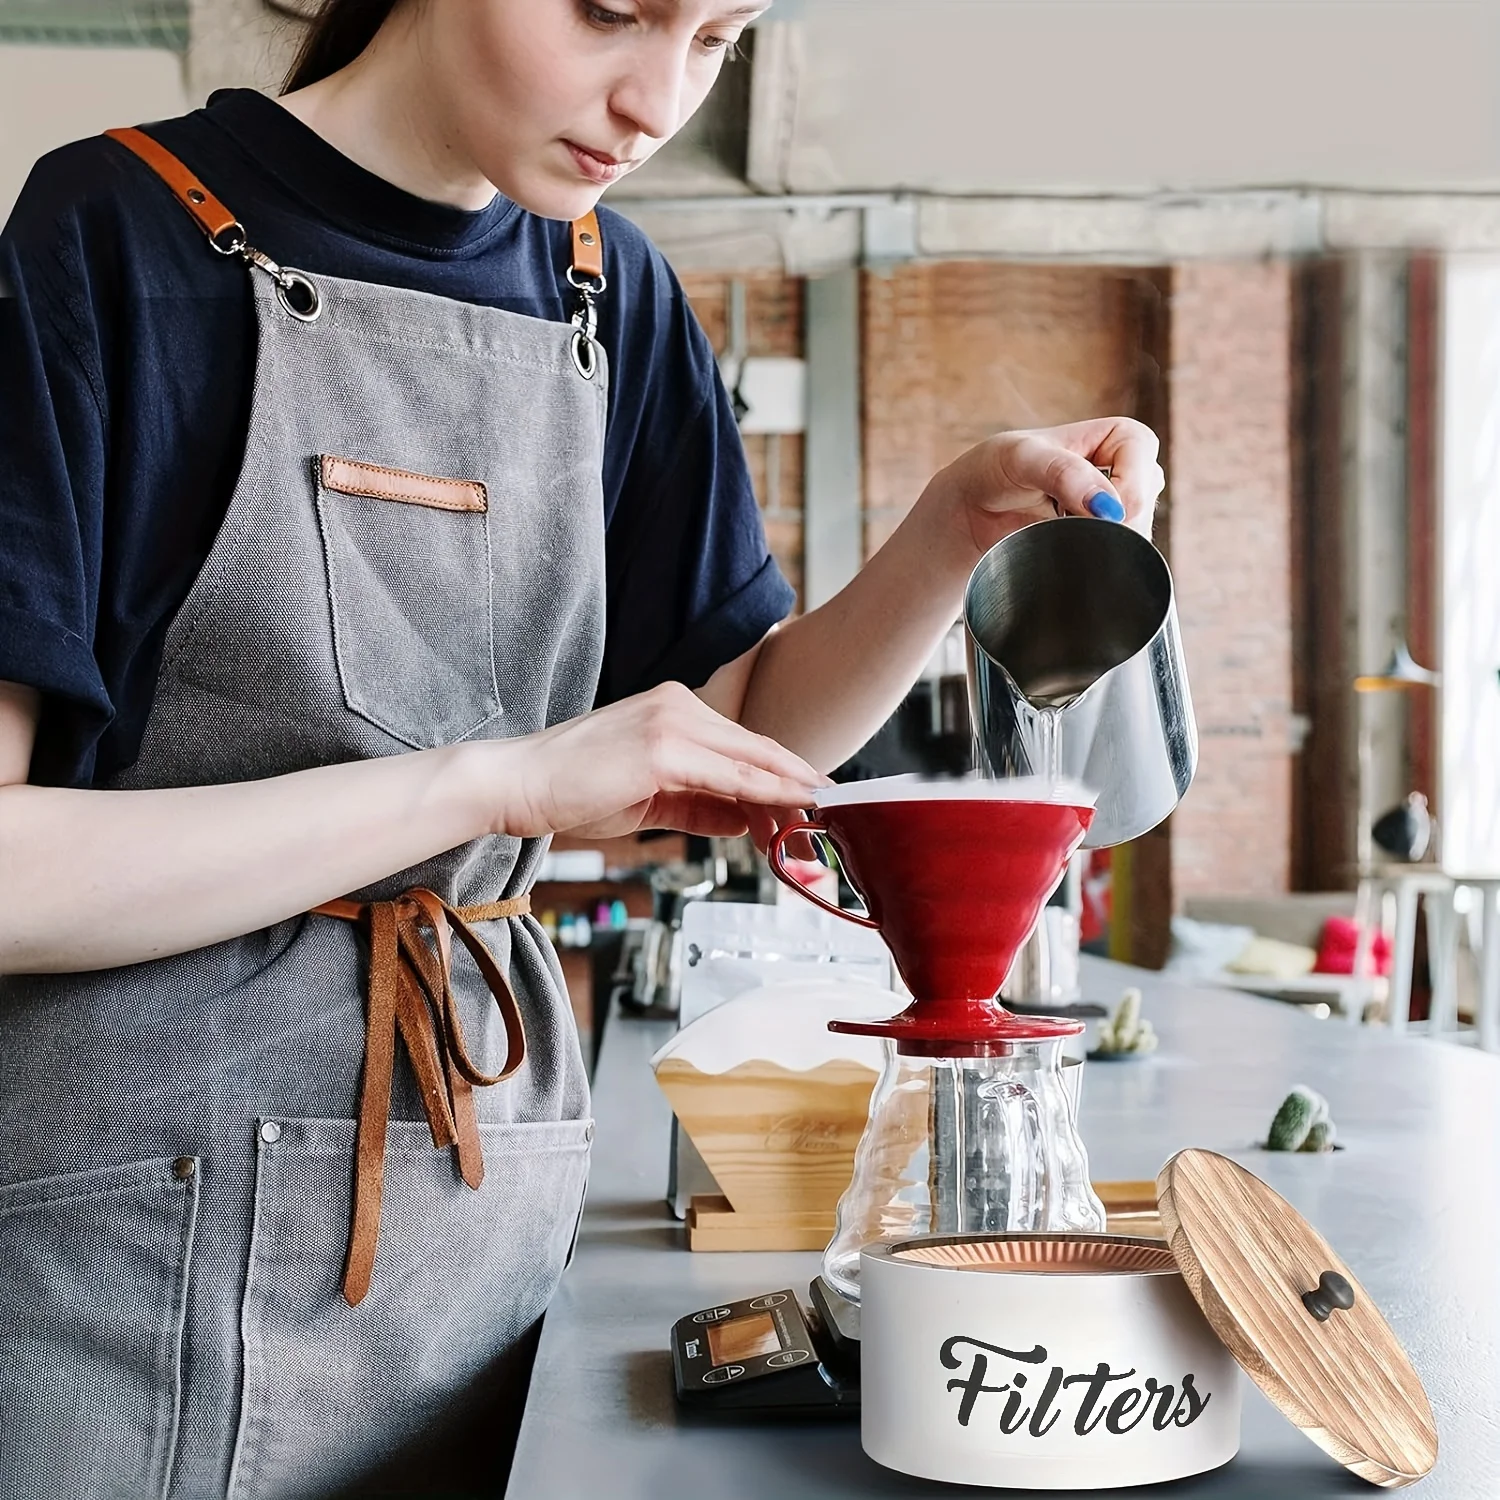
1156 1150 1437 1487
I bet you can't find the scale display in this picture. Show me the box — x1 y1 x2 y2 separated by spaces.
670 1288 858 1416
705 1312 780 1365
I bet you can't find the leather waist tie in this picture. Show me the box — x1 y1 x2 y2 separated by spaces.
311 889 531 1305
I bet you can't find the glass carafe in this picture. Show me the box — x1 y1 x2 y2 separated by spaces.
823 1037 1106 1303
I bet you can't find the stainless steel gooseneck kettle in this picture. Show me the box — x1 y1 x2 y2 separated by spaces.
964 516 1198 850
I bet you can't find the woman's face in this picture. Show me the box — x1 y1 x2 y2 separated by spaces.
409 0 765 219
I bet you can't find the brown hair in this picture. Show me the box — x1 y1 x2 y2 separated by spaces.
281 0 403 94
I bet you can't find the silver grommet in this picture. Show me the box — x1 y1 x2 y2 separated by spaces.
570 328 597 380
275 270 322 323
187 188 206 205
260 1121 282 1144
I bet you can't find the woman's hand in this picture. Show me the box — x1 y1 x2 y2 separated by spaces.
932 416 1165 558
0 679 822 974
486 682 826 848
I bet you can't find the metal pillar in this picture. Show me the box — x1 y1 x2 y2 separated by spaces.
1341 254 1411 858
802 267 864 610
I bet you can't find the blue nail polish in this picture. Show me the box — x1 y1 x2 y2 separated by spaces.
1088 491 1126 522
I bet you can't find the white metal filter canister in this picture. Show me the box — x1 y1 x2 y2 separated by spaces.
859 1234 1242 1490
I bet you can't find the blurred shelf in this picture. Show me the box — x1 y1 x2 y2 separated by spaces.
550 832 687 864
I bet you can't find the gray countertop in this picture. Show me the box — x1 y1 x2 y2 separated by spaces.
507 957 1500 1499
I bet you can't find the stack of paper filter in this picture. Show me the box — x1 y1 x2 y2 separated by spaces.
651 980 899 1251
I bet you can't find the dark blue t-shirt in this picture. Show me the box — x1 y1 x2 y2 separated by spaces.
0 88 792 788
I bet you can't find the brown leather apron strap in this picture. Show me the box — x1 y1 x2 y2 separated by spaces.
109 122 605 364
107 122 605 289
105 126 244 250
311 888 532 1305
570 211 603 281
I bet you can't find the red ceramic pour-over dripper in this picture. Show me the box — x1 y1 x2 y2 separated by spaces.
768 793 1093 1053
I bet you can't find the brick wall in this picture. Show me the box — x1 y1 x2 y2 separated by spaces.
862 263 1152 555
677 258 1296 916
859 259 1296 909
1167 262 1295 899
677 264 1162 601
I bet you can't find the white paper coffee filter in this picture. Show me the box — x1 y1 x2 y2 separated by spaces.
814 773 1098 809
649 980 897 1075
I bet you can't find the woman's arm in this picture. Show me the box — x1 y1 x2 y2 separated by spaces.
728 490 977 771
727 418 1165 771
0 679 824 975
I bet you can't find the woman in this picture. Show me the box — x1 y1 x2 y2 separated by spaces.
0 1 1162 1496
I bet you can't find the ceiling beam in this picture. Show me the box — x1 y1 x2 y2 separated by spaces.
0 0 187 47
745 21 801 196
616 188 1500 272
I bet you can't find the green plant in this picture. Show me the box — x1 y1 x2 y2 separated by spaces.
1267 1085 1337 1152
1093 987 1158 1056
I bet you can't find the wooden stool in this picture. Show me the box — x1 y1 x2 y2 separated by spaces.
1350 869 1459 1035
1450 876 1500 1053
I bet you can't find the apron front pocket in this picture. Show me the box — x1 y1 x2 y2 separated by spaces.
229 1115 591 1500
0 1155 199 1500
314 454 503 749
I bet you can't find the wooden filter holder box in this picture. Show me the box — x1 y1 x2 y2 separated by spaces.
654 1057 878 1251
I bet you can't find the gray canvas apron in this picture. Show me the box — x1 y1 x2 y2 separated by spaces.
0 131 608 1500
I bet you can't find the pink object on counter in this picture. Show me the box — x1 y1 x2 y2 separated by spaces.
1314 915 1393 977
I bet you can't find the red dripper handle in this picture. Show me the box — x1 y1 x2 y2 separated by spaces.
766 820 879 929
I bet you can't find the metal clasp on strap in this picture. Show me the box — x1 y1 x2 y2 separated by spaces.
566 211 605 380
567 264 606 380
211 234 322 323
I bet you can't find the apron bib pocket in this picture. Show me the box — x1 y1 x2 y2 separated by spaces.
229 1115 591 1500
0 1156 199 1500
313 453 502 749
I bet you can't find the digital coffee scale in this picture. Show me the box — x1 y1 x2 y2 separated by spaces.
670 1277 860 1417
